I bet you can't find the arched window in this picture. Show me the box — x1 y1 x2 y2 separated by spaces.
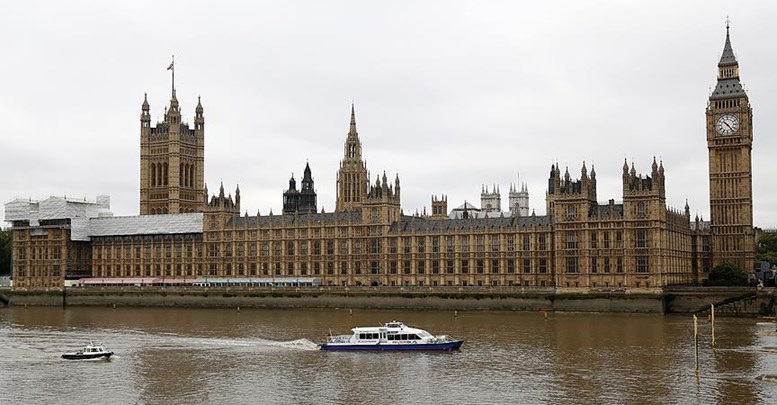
164 163 169 186
180 163 184 187
151 163 156 187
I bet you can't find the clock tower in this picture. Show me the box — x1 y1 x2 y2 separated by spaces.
705 23 755 271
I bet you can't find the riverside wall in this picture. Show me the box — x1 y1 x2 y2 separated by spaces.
1 287 774 316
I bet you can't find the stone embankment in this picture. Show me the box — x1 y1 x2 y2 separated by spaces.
2 286 773 315
0 287 775 316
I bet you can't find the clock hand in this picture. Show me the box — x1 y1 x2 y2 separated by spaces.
723 121 733 131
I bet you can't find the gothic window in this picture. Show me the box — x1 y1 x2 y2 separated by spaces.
539 258 547 274
476 259 484 274
523 259 531 273
538 234 547 251
565 232 578 249
636 230 648 249
636 202 647 218
507 259 515 273
151 164 156 187
566 257 579 273
416 237 425 253
591 232 598 249
636 256 649 273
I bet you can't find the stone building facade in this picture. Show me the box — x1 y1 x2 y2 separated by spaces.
4 27 755 290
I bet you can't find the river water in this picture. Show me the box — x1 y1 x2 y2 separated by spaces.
0 307 775 404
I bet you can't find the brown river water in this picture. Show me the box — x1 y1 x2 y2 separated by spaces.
1 307 776 404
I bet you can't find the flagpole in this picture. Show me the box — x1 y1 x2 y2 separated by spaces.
171 54 175 98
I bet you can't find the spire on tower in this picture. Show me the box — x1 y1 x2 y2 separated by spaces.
719 18 737 67
349 103 357 135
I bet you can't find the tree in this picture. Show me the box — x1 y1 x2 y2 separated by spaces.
0 229 10 276
757 232 777 266
705 262 749 286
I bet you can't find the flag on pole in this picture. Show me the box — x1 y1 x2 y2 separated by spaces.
167 61 174 71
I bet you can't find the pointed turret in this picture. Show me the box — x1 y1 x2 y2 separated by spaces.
140 93 151 128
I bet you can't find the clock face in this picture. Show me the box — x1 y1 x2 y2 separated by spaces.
715 114 739 135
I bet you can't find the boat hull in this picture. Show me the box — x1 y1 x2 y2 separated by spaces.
61 352 113 360
320 340 463 351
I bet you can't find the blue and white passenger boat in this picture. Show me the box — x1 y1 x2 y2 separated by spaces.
320 321 463 351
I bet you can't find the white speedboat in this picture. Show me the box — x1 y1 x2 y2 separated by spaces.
320 321 463 351
61 342 113 360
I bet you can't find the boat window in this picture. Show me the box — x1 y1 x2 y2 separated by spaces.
400 334 407 340
409 334 419 340
359 333 365 340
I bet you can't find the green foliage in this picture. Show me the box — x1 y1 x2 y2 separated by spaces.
0 230 11 276
756 232 777 266
705 262 749 286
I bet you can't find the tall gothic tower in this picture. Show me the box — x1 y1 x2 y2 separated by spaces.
706 24 755 271
139 72 205 215
335 104 369 212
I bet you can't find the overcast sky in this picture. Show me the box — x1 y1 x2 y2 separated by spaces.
2 1 776 227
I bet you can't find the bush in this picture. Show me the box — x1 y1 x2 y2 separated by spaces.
705 262 749 286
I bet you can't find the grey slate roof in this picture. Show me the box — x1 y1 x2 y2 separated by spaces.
589 203 624 218
389 215 551 233
88 213 203 237
230 211 362 227
711 78 746 100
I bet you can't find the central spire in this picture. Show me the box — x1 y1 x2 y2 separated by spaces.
349 102 357 136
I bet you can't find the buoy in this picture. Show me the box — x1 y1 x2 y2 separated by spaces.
349 309 353 316
237 306 240 312
544 311 548 319
24 304 28 309
113 303 116 309
454 310 458 317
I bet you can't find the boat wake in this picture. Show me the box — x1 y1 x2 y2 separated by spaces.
158 335 321 352
267 338 320 351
